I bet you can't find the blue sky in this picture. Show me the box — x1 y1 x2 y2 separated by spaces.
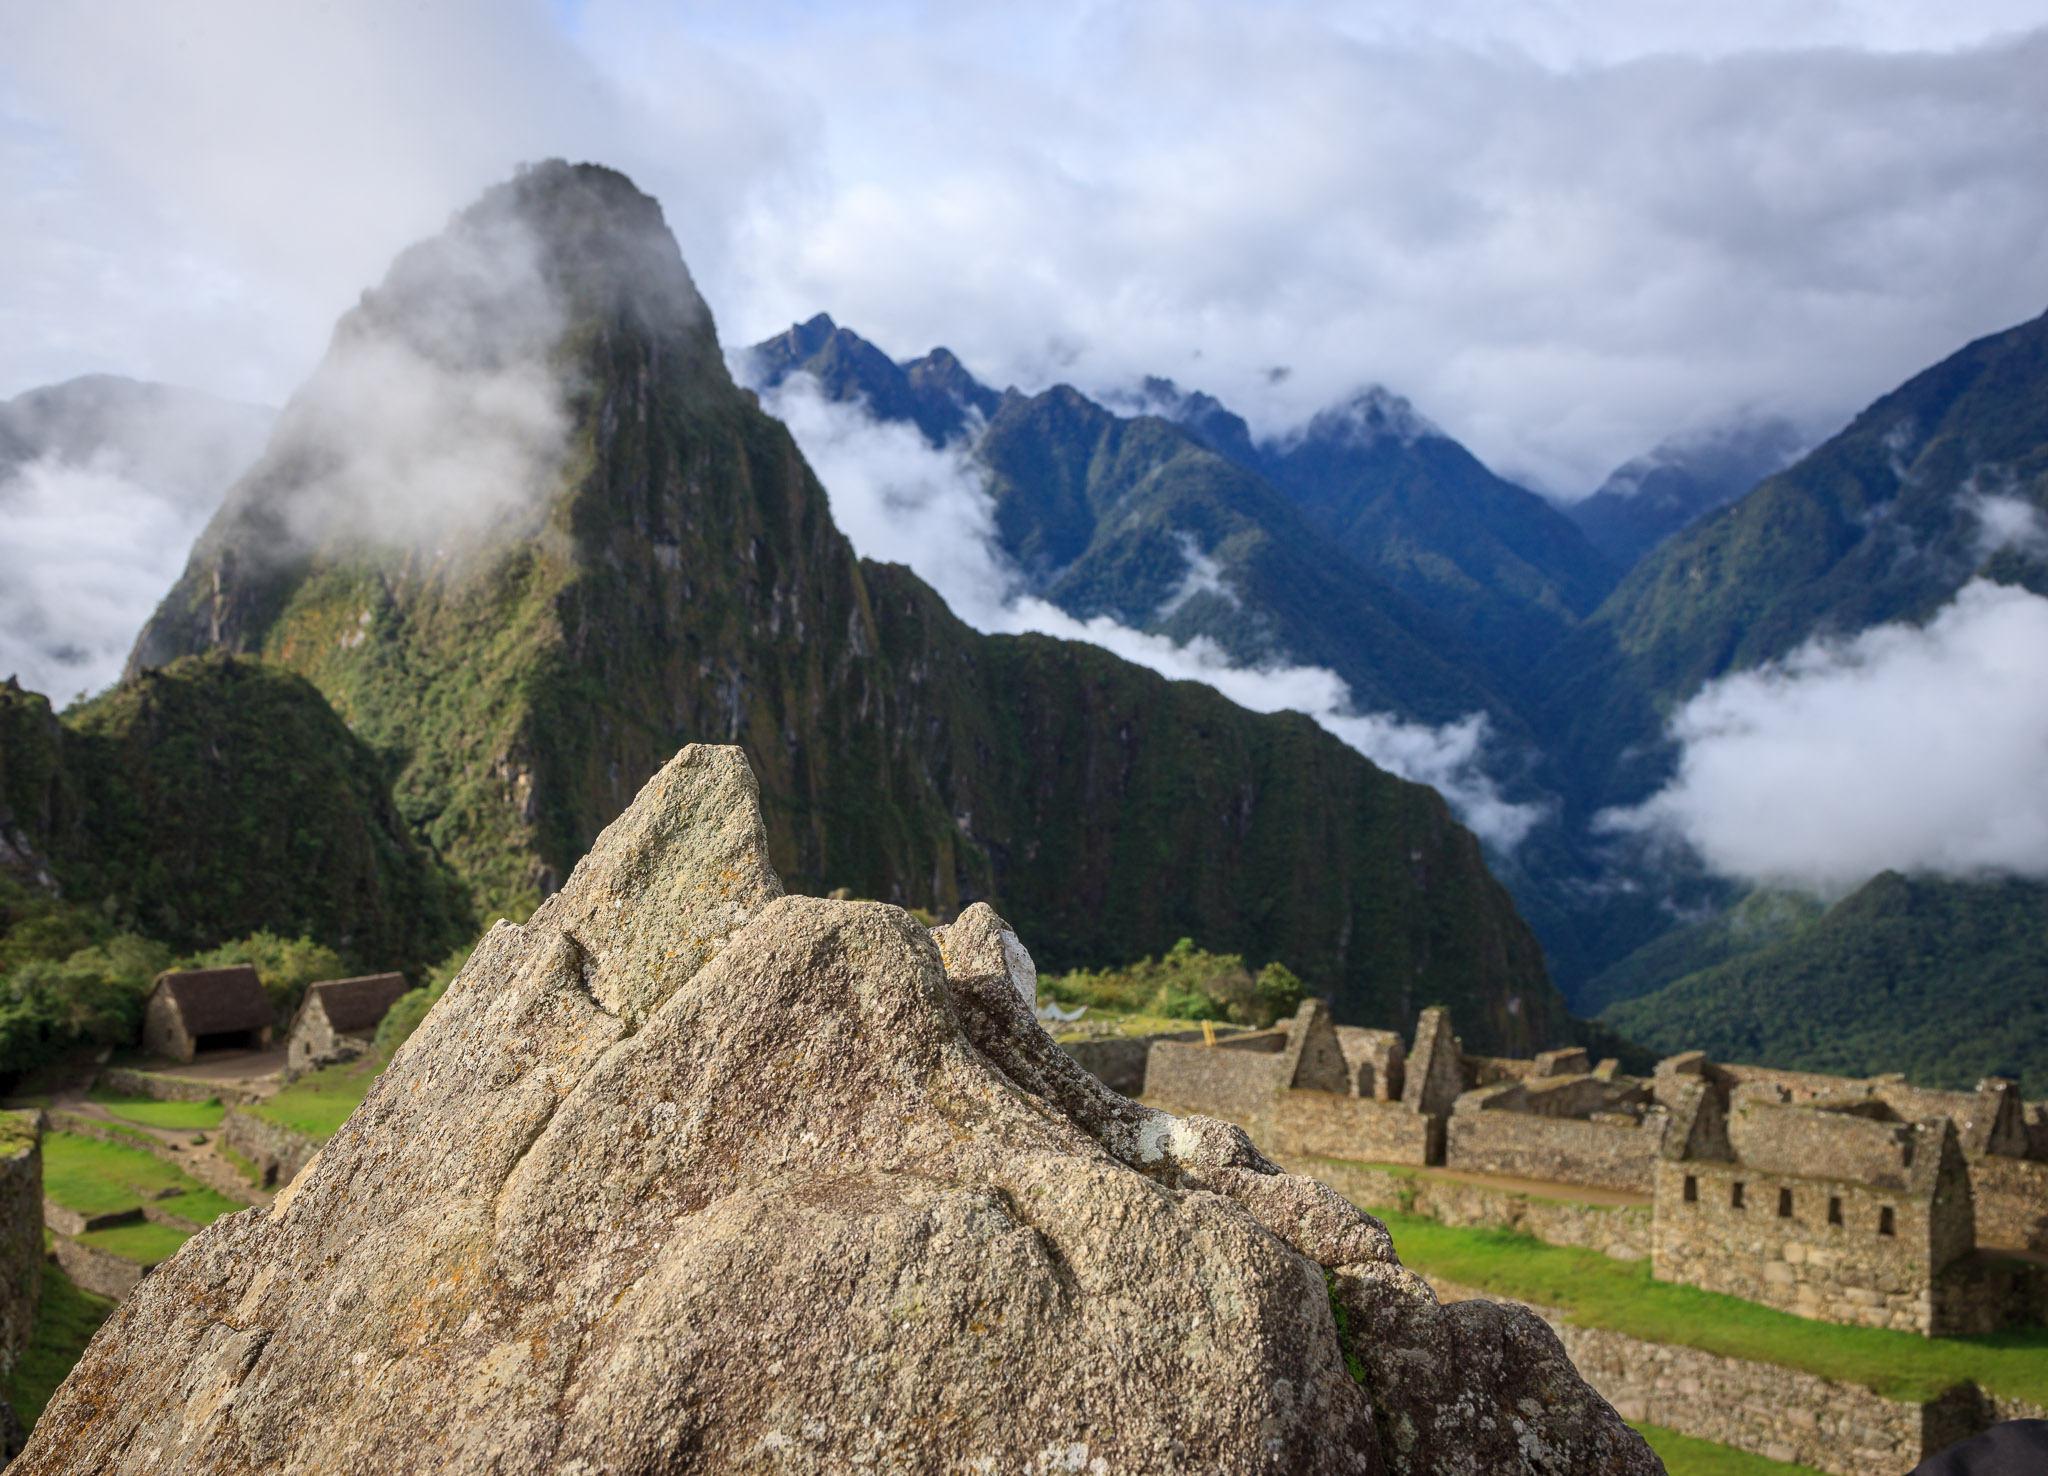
5 0 2048 490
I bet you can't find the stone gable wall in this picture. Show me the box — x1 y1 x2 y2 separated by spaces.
139 987 193 1064
1971 1155 2048 1252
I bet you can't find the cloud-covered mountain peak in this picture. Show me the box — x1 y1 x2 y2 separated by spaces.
1294 386 1443 452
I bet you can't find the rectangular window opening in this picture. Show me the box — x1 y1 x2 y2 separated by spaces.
1777 1187 1793 1218
1828 1197 1843 1227
1879 1206 1896 1237
1731 1181 1746 1210
1683 1175 1698 1204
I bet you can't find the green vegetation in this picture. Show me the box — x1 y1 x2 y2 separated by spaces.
1630 1424 1826 1476
1578 889 1825 1016
42 1131 240 1231
248 1055 382 1140
1365 1207 2048 1405
1323 1269 1367 1386
1043 938 1308 1028
219 1143 260 1186
375 935 494 1054
1603 873 2048 1094
1 1262 115 1428
87 1089 224 1131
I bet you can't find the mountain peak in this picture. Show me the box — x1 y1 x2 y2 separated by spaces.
1298 386 1442 451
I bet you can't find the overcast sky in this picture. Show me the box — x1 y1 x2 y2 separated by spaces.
5 0 2048 493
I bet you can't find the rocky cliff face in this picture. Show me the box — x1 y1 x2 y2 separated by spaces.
17 745 1657 1474
123 161 1566 1053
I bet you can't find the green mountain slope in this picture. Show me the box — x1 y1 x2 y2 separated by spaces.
977 385 1511 726
1258 390 1620 690
0 659 467 964
1575 889 1826 1016
1602 873 2048 1093
1540 307 2048 811
128 161 1572 1053
1565 416 1805 572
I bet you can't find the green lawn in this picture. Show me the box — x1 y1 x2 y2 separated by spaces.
2 1262 115 1429
75 1220 193 1263
1368 1208 2048 1405
245 1055 382 1139
87 1089 225 1131
1632 1423 1827 1475
41 1132 243 1236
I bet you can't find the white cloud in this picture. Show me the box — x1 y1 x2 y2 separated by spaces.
756 370 1544 849
1600 579 2048 892
4 5 2048 496
0 454 218 701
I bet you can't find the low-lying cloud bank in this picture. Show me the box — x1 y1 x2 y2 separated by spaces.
760 372 1543 851
1602 578 2048 893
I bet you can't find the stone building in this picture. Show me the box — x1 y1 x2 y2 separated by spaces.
1135 1004 2048 1336
140 966 273 1063
285 973 411 1078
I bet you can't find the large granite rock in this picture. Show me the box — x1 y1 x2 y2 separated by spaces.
17 745 1659 1474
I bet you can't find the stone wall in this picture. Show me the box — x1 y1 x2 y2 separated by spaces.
1445 1107 1664 1194
1428 1274 2048 1476
1298 1157 1652 1259
96 1066 262 1106
48 1235 148 1302
1972 1154 2048 1252
0 1111 41 1377
220 1109 321 1189
1144 1036 1437 1168
1056 1028 1216 1097
1651 1159 1961 1334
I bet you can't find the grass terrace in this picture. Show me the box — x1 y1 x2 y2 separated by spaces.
1631 1423 1827 1475
42 1131 244 1233
87 1088 226 1132
244 1054 382 1140
1358 1204 2048 1406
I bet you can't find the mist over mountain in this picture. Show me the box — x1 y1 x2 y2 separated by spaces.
0 376 274 701
1567 415 1810 570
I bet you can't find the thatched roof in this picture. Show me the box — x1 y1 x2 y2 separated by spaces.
152 966 272 1035
297 973 411 1036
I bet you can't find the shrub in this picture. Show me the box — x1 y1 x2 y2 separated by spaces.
1045 938 1313 1028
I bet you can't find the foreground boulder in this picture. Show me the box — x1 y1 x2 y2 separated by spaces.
18 746 1658 1474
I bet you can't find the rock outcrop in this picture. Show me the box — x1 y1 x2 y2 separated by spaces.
18 745 1659 1474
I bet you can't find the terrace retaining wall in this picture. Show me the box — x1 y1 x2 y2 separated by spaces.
1298 1157 1652 1260
0 1112 41 1376
220 1110 320 1189
96 1066 262 1106
1428 1275 2048 1476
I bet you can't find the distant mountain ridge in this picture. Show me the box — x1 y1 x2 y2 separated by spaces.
1567 415 1808 570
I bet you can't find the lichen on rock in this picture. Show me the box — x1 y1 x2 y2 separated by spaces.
16 745 1659 1474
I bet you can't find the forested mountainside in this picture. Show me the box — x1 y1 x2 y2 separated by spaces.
1538 307 2048 815
1601 873 2048 1094
124 162 1570 1053
0 659 467 965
